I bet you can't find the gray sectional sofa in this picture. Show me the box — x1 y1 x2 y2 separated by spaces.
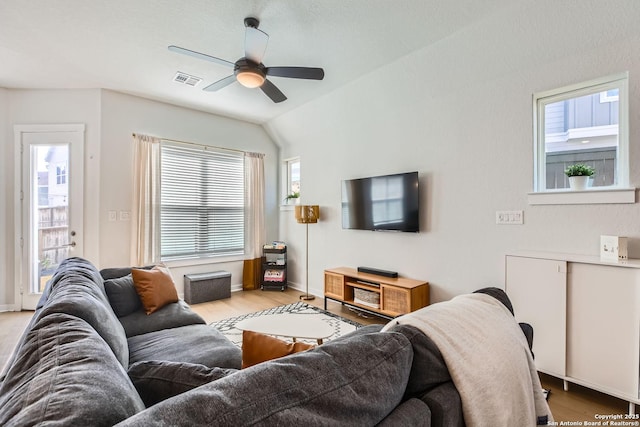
0 257 240 425
0 257 550 426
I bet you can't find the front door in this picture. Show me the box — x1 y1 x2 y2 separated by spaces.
16 124 84 310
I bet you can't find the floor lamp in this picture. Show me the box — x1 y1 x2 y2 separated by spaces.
295 205 320 301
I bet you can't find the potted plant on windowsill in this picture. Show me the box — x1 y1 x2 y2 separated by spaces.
565 164 595 191
284 192 300 205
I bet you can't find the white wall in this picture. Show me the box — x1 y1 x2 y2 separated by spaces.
0 89 279 306
266 0 640 303
1 89 102 308
99 90 279 293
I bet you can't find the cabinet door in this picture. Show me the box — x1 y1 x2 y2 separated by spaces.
505 256 567 377
567 263 640 400
324 272 345 300
381 285 409 316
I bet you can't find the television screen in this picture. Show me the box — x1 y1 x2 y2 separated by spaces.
341 171 419 232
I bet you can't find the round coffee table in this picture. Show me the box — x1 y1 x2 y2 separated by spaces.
235 313 334 344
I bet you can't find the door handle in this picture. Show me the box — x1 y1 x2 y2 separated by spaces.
48 241 76 249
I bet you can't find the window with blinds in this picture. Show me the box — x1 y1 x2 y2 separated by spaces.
160 142 245 260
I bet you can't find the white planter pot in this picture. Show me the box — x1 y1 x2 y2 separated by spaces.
568 175 590 191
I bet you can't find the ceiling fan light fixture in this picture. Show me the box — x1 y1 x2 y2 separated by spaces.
168 17 324 103
237 70 265 88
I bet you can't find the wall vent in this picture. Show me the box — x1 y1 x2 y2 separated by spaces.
173 72 202 87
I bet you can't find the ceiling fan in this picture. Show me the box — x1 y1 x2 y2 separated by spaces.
168 17 325 103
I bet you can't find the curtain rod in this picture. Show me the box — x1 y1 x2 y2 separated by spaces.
132 133 258 156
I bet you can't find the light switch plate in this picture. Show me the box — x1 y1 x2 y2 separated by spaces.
496 210 523 225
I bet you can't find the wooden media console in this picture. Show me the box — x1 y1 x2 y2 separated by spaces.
324 267 429 320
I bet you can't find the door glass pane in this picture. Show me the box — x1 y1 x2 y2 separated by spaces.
32 144 69 293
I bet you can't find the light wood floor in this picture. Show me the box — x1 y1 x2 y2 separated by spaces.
0 288 633 422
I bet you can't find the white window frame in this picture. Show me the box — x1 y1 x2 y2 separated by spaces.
281 156 300 208
529 72 634 205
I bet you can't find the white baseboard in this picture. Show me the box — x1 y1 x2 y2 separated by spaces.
228 282 322 298
285 282 322 298
0 304 18 313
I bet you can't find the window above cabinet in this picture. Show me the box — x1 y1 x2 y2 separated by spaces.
530 72 634 205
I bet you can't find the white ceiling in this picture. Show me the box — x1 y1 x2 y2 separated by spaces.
0 0 513 124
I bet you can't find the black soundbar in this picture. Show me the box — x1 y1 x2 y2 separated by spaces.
357 266 398 278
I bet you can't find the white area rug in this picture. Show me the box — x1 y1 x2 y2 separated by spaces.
211 301 362 347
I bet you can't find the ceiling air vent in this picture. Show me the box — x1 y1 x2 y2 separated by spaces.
173 72 202 87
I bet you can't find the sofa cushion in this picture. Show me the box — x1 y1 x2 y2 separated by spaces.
387 324 451 399
332 323 384 340
128 324 242 370
420 381 464 427
35 257 130 367
241 330 314 368
119 300 205 338
118 330 413 426
131 266 179 315
377 398 432 427
474 287 514 315
0 312 144 426
128 360 237 407
46 257 107 298
104 274 143 317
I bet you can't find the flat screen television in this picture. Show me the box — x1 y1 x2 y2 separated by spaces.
341 171 419 232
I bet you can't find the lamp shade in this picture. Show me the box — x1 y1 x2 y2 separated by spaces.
295 205 320 224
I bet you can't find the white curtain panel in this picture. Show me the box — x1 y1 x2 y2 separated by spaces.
131 134 161 266
244 152 266 259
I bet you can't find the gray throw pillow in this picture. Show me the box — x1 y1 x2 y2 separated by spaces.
128 360 237 407
100 265 154 281
104 274 142 318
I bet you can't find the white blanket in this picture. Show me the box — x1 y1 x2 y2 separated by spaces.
382 293 553 427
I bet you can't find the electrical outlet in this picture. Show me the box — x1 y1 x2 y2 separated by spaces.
119 211 131 221
108 211 117 222
496 210 524 225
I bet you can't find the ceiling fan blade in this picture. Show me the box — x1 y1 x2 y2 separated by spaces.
244 27 269 64
266 67 325 80
168 45 234 68
203 75 236 91
260 79 287 103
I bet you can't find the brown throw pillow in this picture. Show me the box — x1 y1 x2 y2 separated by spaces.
131 265 179 315
241 330 314 369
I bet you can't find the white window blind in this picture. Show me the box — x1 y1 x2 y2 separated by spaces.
160 142 244 260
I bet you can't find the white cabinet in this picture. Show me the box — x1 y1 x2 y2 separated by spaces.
566 263 640 400
505 256 566 378
506 253 640 411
